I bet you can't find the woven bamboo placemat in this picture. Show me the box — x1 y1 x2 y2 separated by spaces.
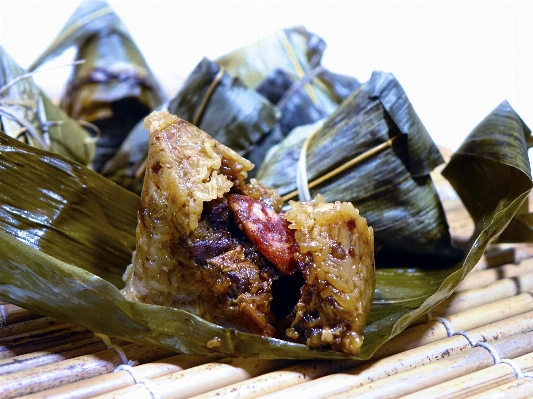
2 172 533 398
1 243 533 399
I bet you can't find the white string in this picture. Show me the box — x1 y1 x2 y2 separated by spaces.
296 138 311 201
0 305 6 328
430 316 476 346
115 364 162 399
499 359 526 380
429 315 530 380
95 333 161 398
94 333 137 367
295 122 323 202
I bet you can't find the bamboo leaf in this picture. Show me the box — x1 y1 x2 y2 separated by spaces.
216 26 359 116
258 71 460 263
101 28 360 193
0 228 353 360
256 68 360 136
0 133 138 287
363 100 533 355
166 58 281 170
0 46 95 166
442 100 533 243
101 58 283 191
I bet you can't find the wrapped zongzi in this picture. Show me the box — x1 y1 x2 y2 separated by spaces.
101 26 362 194
29 0 165 172
258 70 463 267
0 46 95 166
100 57 282 192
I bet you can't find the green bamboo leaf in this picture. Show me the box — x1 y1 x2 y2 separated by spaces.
0 228 353 360
165 58 281 170
28 0 126 71
29 0 165 172
255 68 360 136
495 212 533 243
363 101 533 354
216 26 358 116
101 28 360 193
0 133 138 287
442 100 533 243
0 46 95 166
101 58 283 191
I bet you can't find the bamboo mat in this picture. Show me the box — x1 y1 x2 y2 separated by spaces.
1 243 533 398
2 188 533 398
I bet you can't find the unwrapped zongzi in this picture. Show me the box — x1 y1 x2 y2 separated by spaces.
123 110 375 355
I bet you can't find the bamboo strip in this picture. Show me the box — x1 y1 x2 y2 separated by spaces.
282 134 400 202
189 359 359 399
0 324 94 360
0 336 129 375
0 303 43 325
92 358 293 399
432 273 533 317
512 242 533 264
250 311 533 399
470 243 533 273
373 292 533 359
463 376 533 399
0 317 65 339
456 257 533 291
21 354 210 399
326 330 533 399
410 272 533 327
398 351 533 399
470 245 516 273
0 342 176 399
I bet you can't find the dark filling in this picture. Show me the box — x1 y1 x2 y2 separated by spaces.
188 195 303 325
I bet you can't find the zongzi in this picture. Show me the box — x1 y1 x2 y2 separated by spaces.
257 71 463 267
29 0 165 172
123 110 375 355
0 46 96 166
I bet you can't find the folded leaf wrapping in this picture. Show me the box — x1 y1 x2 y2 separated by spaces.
258 71 462 264
216 25 358 114
100 57 283 191
0 46 95 166
29 0 165 172
442 100 533 244
101 26 362 193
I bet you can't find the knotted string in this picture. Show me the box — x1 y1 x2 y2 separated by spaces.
428 314 533 381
